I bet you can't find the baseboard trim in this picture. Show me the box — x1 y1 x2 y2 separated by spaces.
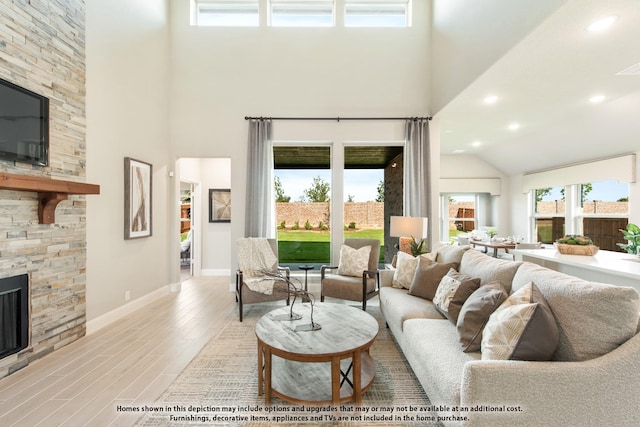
86 285 172 335
201 268 231 276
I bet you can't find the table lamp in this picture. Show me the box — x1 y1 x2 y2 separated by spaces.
390 216 429 255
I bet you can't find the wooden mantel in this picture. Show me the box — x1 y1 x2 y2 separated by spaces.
0 172 100 224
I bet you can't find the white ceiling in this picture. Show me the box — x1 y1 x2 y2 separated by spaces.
436 0 640 176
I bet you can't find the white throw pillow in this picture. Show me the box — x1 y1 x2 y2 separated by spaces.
337 244 371 277
392 251 420 289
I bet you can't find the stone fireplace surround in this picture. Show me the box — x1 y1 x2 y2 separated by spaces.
0 0 89 378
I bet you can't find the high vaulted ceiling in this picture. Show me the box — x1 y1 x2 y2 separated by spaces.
436 0 640 176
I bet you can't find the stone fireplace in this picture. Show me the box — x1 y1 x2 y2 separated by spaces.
0 274 29 360
0 1 89 378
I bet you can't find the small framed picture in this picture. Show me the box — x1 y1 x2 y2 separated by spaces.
124 157 152 239
209 189 231 223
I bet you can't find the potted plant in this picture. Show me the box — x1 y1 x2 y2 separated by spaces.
617 223 640 255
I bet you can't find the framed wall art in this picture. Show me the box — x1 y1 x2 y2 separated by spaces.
124 157 152 239
209 189 231 223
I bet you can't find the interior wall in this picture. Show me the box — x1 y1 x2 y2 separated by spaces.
440 154 511 239
168 0 431 272
86 0 172 323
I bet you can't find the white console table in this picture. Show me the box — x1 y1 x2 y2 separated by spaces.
512 247 640 292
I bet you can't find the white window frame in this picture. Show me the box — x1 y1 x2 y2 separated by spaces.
529 185 566 243
268 0 335 27
344 0 411 28
192 0 260 27
440 193 481 243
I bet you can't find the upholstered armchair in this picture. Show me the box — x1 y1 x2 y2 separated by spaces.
320 238 381 310
236 238 290 322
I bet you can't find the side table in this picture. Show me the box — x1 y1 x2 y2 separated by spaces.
299 265 314 291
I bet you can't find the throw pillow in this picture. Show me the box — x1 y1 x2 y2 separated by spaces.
481 281 559 361
392 251 420 289
433 269 481 323
337 244 371 277
456 281 508 352
408 258 457 300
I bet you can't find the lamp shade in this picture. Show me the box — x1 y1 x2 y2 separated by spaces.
389 216 428 239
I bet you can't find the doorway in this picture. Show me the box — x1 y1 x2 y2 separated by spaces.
180 181 194 279
178 157 232 279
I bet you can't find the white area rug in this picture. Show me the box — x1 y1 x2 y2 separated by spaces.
136 301 441 426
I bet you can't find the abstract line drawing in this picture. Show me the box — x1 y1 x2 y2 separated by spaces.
125 158 152 239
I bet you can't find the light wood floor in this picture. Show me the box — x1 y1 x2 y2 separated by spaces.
0 275 236 427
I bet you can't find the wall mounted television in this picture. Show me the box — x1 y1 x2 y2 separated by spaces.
0 77 49 166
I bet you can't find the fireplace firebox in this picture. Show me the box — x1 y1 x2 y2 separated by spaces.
0 274 29 359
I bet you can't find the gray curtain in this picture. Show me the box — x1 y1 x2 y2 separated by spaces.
404 118 432 218
245 119 275 238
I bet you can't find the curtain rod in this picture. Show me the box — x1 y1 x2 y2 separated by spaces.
244 116 431 121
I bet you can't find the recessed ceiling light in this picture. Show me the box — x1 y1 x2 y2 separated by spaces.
589 94 606 103
453 149 466 154
587 15 617 32
508 123 520 131
471 141 482 147
483 95 498 104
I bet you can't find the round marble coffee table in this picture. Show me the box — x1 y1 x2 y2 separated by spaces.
255 302 379 405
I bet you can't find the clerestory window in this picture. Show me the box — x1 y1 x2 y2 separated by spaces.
269 1 335 27
193 0 259 27
344 0 411 27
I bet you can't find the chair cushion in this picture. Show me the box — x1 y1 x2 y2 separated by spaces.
481 282 559 361
337 244 371 277
322 274 377 302
379 287 445 332
408 258 457 300
456 281 508 352
433 269 481 323
403 319 480 407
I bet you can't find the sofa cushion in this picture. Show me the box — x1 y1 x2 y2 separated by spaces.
408 258 457 300
433 269 481 324
512 262 640 361
337 244 371 277
456 281 508 352
481 282 559 361
459 249 521 293
392 251 420 289
403 319 481 407
379 287 444 332
435 244 470 266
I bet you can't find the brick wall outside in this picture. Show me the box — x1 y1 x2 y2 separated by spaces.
276 202 384 229
536 201 628 215
0 0 87 378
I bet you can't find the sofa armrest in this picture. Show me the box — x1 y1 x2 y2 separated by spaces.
460 333 640 427
380 269 394 287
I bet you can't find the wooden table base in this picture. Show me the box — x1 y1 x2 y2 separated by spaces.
258 346 375 405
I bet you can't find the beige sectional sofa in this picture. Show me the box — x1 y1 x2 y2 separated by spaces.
379 245 640 427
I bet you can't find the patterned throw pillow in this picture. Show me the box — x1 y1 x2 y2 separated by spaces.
481 282 559 361
337 244 371 277
456 281 509 352
391 252 418 289
433 269 481 323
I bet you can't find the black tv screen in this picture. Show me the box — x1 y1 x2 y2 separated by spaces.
0 78 49 166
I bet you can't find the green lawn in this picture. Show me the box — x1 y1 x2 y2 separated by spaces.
277 229 384 263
